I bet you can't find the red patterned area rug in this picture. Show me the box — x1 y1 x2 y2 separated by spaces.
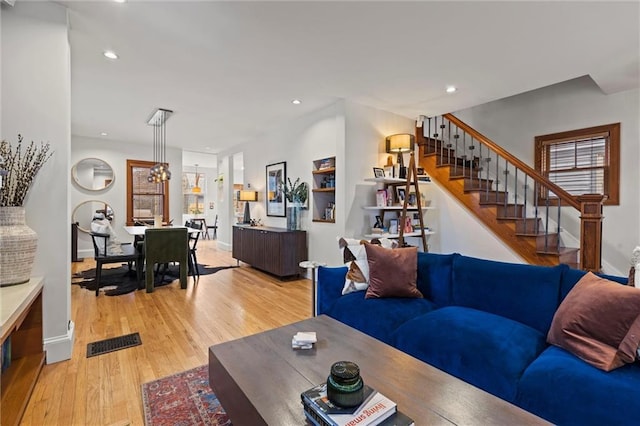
141 365 230 426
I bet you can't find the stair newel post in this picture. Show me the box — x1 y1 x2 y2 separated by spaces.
577 194 606 272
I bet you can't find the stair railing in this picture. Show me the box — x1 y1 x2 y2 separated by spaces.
420 113 604 272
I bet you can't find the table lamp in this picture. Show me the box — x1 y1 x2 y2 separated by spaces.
239 190 258 224
386 134 415 179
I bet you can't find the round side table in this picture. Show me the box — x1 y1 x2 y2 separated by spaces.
299 260 326 317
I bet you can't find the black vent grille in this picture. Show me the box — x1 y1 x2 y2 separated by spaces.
87 332 141 357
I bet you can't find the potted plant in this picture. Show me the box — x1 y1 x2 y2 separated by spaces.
280 177 308 230
0 134 53 286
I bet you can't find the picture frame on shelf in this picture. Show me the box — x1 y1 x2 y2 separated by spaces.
396 187 406 204
266 161 286 217
389 219 399 234
383 166 393 178
373 167 385 178
408 191 417 206
417 167 425 175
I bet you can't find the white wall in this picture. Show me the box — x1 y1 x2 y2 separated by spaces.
235 99 524 267
454 76 640 274
238 102 346 265
71 136 182 258
2 2 73 363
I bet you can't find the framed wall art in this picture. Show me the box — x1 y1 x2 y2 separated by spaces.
266 161 286 217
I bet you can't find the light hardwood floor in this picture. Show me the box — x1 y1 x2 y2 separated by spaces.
20 239 312 426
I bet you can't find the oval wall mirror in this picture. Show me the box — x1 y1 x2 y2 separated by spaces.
72 158 114 191
72 200 114 233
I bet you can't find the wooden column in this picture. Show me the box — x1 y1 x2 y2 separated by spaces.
578 194 606 272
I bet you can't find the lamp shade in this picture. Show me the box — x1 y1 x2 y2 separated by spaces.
386 134 415 153
239 190 258 202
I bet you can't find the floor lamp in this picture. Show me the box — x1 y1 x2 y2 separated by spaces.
239 190 258 224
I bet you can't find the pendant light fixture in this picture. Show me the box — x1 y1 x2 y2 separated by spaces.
147 108 173 183
192 164 201 193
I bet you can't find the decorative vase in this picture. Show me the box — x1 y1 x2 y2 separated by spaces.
0 206 38 287
287 202 302 231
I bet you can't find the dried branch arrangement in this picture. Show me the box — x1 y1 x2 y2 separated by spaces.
0 134 53 207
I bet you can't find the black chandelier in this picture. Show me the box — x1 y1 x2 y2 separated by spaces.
147 108 173 183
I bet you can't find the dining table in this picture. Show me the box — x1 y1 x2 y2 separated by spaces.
123 225 202 236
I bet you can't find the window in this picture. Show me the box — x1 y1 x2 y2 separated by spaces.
126 159 170 225
534 123 620 205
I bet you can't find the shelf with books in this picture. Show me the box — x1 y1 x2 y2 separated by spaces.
312 157 336 223
361 175 435 250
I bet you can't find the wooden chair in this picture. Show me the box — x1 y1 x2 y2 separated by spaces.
187 222 202 279
143 228 188 293
90 232 143 296
206 215 218 240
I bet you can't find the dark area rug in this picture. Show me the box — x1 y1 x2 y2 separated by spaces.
72 263 237 296
141 365 230 426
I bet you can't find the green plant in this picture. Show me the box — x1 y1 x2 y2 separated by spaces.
280 177 307 203
0 134 53 207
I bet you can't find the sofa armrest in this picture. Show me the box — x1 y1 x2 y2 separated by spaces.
317 266 347 315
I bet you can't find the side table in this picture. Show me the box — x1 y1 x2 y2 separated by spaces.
299 260 326 317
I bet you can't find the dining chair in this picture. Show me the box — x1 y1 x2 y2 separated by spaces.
90 232 143 296
188 222 202 279
144 228 188 293
206 215 218 240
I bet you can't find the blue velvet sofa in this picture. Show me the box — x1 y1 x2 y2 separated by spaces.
317 252 640 425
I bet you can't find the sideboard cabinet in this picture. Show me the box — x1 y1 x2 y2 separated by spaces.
232 226 307 278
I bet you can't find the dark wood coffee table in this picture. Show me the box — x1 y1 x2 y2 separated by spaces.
208 315 549 425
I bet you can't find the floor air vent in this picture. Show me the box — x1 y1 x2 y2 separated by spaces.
87 332 142 357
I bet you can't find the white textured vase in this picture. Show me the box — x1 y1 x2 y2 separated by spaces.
0 206 38 287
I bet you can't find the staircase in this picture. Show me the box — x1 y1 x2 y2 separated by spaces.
417 114 605 271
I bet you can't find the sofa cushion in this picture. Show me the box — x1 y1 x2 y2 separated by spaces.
416 252 455 306
364 244 422 299
392 306 547 401
326 291 436 345
516 346 640 426
451 255 563 334
317 266 348 315
547 272 640 371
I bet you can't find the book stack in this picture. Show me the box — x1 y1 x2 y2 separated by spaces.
301 382 414 426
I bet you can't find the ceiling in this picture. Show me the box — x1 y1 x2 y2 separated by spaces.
61 1 639 154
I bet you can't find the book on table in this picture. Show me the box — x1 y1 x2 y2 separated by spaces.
301 382 405 426
303 409 415 426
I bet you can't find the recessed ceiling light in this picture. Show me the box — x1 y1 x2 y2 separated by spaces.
114 0 127 3
103 51 119 60
446 86 457 94
291 99 301 105
100 132 108 136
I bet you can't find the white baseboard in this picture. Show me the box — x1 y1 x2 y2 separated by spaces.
44 320 75 364
217 241 232 252
77 248 93 259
